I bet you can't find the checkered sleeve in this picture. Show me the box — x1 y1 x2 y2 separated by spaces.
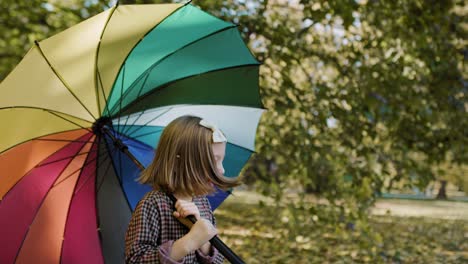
125 196 182 264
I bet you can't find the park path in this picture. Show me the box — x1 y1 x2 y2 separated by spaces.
372 199 468 220
228 189 468 220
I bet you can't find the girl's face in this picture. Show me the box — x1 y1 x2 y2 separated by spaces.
212 142 226 175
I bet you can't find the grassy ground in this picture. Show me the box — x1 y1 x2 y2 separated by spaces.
214 191 468 263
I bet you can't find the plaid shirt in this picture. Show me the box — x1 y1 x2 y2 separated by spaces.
125 190 224 264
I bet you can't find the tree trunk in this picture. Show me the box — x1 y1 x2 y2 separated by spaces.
436 180 448 199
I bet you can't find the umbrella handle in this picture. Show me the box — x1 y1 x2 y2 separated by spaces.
168 194 245 264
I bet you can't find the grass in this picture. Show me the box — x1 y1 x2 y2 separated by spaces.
213 191 468 263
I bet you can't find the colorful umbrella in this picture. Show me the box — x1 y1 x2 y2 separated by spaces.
0 3 263 264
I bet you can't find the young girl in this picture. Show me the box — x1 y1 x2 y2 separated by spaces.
125 115 238 263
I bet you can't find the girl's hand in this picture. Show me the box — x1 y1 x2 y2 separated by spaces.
170 219 217 260
186 219 217 251
173 200 200 228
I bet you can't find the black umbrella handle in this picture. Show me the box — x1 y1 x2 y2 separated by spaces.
167 194 245 264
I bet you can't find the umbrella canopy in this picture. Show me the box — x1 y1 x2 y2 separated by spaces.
0 3 263 264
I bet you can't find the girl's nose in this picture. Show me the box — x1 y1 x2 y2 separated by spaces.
218 164 225 175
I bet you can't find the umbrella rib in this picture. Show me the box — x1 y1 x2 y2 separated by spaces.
50 149 107 189
116 64 126 134
118 140 151 152
119 107 173 138
119 73 152 135
94 5 118 117
57 138 101 264
45 110 93 133
33 42 97 121
121 127 164 141
101 134 133 212
94 136 106 250
109 24 239 116
103 129 153 153
34 139 95 144
97 69 113 118
96 151 112 196
0 106 93 129
0 133 94 203
0 128 89 156
95 147 116 194
37 149 98 168
132 71 152 111
12 139 92 264
111 63 260 117
103 3 187 118
120 115 132 135
118 141 123 188
120 107 148 136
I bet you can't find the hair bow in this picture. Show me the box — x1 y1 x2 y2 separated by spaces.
199 119 227 143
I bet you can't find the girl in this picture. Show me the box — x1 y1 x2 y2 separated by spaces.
125 115 238 264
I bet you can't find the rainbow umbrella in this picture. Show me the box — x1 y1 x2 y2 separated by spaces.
0 3 263 263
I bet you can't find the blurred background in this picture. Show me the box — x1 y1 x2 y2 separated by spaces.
1 0 466 263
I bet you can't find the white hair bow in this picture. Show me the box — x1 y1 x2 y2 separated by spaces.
199 119 227 143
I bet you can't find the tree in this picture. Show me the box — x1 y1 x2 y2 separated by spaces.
1 0 466 214
0 0 113 80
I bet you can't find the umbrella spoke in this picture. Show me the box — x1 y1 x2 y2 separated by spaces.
119 106 173 138
46 110 93 133
120 140 152 152
92 138 118 193
38 149 99 168
109 25 238 116
34 42 98 121
73 151 111 195
6 137 94 262
100 134 134 212
134 71 152 107
118 114 131 135
118 142 123 184
95 156 114 194
111 63 262 116
34 139 95 144
98 69 113 118
94 5 118 118
0 128 91 158
115 64 126 134
51 148 108 190
122 129 164 142
119 73 151 135
0 107 93 133
120 110 147 136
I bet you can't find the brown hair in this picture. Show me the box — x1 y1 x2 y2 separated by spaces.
138 115 239 196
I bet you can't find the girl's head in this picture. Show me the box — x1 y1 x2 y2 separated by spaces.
138 115 239 196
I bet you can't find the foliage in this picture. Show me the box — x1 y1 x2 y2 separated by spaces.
215 196 468 263
0 0 112 80
1 0 466 202
228 0 467 204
